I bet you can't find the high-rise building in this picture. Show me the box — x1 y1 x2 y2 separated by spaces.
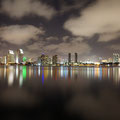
68 53 71 63
108 58 113 63
1 56 7 64
48 58 52 65
7 50 15 64
52 55 58 65
113 53 119 63
38 54 49 66
75 53 78 63
16 49 24 64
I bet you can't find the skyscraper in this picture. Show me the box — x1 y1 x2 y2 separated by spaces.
1 56 7 64
16 49 24 64
38 54 49 66
52 55 58 65
68 53 71 63
113 53 119 63
75 53 78 63
7 50 15 64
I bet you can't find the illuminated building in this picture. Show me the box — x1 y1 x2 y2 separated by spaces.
52 55 58 65
7 50 15 64
16 49 24 64
38 54 49 66
48 58 52 65
1 56 7 64
23 57 27 62
108 58 113 63
75 53 78 63
68 53 71 63
102 60 108 63
113 53 119 63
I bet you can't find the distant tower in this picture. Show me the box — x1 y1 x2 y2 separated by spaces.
7 50 15 64
75 53 78 63
16 49 24 64
68 53 71 63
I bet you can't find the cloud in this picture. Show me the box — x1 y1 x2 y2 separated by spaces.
26 36 91 58
27 42 44 51
0 0 56 19
110 44 120 51
26 36 59 51
45 40 91 56
63 36 83 42
98 32 120 42
46 36 58 41
0 25 44 45
64 0 120 42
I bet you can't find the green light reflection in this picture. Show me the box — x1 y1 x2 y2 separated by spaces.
23 66 27 80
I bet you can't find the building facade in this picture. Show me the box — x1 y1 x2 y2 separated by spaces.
75 53 78 63
1 56 7 64
16 49 24 64
52 55 58 65
113 53 119 63
38 54 49 66
68 53 71 63
7 50 15 64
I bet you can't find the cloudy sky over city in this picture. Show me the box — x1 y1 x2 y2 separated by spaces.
0 0 120 60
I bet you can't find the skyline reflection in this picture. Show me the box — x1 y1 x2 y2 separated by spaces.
0 66 120 86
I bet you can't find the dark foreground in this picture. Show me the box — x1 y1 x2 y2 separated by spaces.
0 66 120 120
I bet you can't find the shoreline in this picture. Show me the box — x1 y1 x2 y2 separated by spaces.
0 64 120 67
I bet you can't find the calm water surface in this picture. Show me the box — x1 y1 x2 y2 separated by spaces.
0 66 120 86
0 66 120 120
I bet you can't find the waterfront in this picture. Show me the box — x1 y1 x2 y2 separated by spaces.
0 66 120 120
0 66 120 86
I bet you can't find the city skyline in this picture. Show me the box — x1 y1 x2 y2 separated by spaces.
0 48 120 66
0 0 120 60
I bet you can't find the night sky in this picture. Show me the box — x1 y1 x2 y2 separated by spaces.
0 0 120 61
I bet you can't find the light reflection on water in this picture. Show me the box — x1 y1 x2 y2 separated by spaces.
0 66 120 86
1 66 120 120
8 66 14 86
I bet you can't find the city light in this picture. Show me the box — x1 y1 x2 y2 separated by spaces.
0 49 119 67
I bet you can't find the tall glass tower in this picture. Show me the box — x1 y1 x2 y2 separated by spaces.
68 53 71 63
75 53 78 63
